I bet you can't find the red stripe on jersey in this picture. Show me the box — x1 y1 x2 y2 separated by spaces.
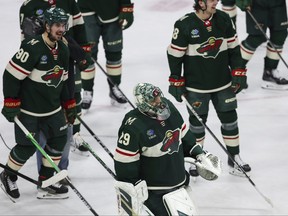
170 44 186 52
116 148 138 157
9 61 29 76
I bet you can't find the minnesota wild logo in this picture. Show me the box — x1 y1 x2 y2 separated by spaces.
42 65 64 88
161 129 180 154
197 37 223 58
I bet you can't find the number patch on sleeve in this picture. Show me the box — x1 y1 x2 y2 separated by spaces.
118 132 131 146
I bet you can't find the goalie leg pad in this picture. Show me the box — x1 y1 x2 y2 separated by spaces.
163 187 198 216
115 180 148 216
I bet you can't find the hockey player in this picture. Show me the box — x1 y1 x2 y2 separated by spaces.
114 83 221 215
0 7 75 200
222 0 288 90
19 0 93 160
167 0 251 177
77 0 134 109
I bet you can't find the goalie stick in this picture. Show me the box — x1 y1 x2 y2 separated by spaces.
181 95 273 207
14 117 99 216
0 163 67 188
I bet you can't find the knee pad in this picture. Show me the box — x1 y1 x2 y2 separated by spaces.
243 35 267 50
217 110 237 124
105 51 122 62
46 134 67 156
270 29 288 47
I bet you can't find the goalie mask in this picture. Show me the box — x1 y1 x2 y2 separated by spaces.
134 83 171 121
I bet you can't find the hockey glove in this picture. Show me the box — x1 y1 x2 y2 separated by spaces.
231 69 247 94
1 98 21 122
63 99 77 124
168 75 186 102
119 4 134 30
236 0 252 11
77 44 94 71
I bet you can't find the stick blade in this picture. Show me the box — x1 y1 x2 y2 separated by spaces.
41 170 68 188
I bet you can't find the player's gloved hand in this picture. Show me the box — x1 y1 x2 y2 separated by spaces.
168 75 186 102
231 68 247 94
236 0 252 11
63 99 77 124
78 44 94 71
78 53 94 71
1 98 21 122
119 3 134 30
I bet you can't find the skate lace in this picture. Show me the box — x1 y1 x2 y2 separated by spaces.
7 177 18 191
112 86 125 99
82 91 93 102
234 155 247 166
272 69 288 80
73 132 84 147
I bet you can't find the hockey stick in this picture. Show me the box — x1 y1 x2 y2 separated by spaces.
0 163 67 188
246 9 288 70
76 115 114 158
78 137 154 216
94 60 135 108
181 95 273 207
0 132 12 150
14 117 99 216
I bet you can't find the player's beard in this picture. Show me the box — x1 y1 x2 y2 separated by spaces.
48 31 64 42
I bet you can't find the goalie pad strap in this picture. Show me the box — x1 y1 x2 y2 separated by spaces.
115 180 148 216
163 187 198 216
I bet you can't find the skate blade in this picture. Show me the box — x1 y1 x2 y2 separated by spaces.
71 147 90 157
37 191 69 200
0 182 17 203
229 167 250 177
110 99 128 109
261 81 288 90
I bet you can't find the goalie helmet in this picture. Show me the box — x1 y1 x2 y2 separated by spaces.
43 7 69 29
134 83 171 121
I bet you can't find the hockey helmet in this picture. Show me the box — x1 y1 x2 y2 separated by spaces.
134 83 171 121
43 7 69 29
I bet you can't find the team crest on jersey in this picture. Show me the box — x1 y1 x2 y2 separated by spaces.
191 29 200 38
41 65 64 88
160 129 180 154
197 37 223 58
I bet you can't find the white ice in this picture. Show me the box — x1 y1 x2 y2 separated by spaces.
0 0 288 215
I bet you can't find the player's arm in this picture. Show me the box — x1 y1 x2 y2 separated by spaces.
114 120 141 184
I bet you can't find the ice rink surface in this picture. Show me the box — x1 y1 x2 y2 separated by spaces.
0 0 288 215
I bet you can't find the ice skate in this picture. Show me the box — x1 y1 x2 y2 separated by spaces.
81 90 93 110
228 154 251 177
70 132 90 157
109 85 128 108
0 171 20 201
37 182 69 199
261 68 288 90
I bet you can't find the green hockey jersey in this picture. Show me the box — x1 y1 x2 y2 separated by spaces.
114 98 202 190
77 0 132 23
167 9 244 92
20 0 88 45
3 35 70 116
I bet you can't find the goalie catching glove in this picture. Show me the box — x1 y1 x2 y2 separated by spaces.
115 180 148 216
185 152 222 181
